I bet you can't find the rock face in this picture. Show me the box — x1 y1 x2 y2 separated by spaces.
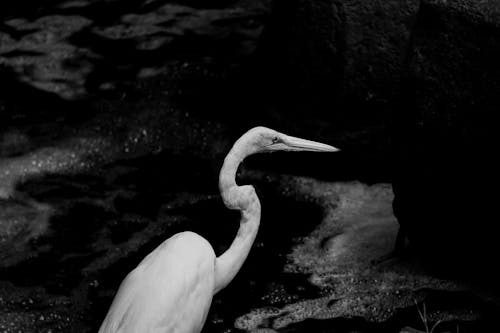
261 0 500 276
259 0 419 118
393 0 500 272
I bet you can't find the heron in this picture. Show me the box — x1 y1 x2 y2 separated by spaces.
98 126 339 333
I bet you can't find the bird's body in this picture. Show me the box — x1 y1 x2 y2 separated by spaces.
99 127 338 333
99 232 216 333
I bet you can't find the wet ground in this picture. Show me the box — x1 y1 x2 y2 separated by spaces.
1 160 498 332
1 1 499 332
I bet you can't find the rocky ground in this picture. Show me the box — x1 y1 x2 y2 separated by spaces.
1 0 499 332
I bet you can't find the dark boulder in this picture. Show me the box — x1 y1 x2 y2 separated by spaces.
259 0 500 279
258 0 419 120
393 0 500 276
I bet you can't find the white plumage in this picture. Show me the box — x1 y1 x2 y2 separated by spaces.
99 232 215 333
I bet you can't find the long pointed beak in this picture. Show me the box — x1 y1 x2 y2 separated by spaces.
282 135 340 152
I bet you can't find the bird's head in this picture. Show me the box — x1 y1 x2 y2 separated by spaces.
235 126 340 157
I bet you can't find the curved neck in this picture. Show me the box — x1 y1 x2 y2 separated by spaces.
218 149 243 209
214 147 261 294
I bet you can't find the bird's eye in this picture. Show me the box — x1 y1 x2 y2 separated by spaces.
272 136 279 143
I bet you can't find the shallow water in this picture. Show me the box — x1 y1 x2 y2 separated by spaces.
0 148 329 332
1 151 498 332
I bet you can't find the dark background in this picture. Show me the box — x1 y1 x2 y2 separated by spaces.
1 0 500 331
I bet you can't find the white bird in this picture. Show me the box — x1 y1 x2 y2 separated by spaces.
98 126 339 333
